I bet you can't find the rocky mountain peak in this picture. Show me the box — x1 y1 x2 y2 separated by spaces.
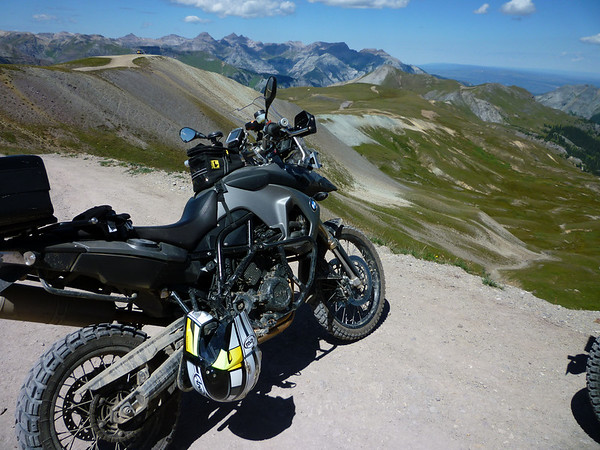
536 84 600 120
0 30 423 88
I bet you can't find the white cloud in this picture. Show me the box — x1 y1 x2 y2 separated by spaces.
580 33 600 45
33 14 57 22
560 51 584 62
500 0 536 16
473 3 489 14
184 15 211 23
171 0 296 18
308 0 410 8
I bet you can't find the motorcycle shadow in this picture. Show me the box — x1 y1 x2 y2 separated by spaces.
168 304 333 447
571 388 600 444
168 299 390 447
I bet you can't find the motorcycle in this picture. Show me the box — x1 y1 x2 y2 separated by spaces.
0 76 385 449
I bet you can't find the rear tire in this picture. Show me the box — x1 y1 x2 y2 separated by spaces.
587 336 600 423
15 324 180 450
312 226 385 342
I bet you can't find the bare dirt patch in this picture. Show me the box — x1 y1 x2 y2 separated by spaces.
73 54 149 72
421 109 438 120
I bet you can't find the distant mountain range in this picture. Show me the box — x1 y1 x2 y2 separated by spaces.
419 63 600 122
420 63 600 96
2 30 599 123
0 30 423 88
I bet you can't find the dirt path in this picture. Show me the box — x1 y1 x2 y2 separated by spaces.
1 154 599 448
73 54 151 71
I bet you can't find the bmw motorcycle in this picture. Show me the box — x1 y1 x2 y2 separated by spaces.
0 77 385 449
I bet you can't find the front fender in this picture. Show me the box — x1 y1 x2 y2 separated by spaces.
322 218 343 239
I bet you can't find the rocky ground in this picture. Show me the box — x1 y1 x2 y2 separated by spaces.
1 154 599 449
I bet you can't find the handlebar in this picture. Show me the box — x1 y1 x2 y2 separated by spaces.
263 118 313 140
182 107 318 169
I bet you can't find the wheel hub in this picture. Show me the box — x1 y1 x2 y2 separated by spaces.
90 386 144 445
330 255 373 306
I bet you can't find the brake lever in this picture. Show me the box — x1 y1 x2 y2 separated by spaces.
286 127 310 137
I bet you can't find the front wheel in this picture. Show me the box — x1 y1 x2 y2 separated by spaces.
15 324 180 450
312 226 386 342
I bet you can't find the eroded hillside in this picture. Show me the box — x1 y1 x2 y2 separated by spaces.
0 55 255 169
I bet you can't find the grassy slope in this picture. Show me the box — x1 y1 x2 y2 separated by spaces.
0 57 239 170
283 82 600 309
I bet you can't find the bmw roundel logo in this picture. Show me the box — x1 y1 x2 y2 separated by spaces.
309 199 317 212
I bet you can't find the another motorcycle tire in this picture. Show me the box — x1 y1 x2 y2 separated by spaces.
587 335 600 423
312 226 386 342
15 324 180 450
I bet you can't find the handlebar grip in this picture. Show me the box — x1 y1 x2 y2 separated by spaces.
264 121 282 138
245 121 263 131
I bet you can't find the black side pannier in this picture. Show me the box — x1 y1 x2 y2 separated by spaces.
0 155 56 237
187 144 244 193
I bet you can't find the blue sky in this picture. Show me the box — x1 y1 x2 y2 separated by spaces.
3 0 600 75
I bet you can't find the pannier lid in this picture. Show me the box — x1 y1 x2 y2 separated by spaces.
0 155 51 195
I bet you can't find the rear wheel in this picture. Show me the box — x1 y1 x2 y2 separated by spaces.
312 226 385 342
15 324 180 450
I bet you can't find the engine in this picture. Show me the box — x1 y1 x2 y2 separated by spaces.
257 271 293 311
239 260 293 329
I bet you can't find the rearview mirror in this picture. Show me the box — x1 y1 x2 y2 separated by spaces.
264 76 277 116
180 127 204 143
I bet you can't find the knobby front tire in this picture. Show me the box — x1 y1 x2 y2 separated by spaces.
312 226 386 342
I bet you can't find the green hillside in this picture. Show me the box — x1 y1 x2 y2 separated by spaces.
283 80 600 309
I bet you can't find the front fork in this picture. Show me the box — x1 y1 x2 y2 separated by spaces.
318 219 364 289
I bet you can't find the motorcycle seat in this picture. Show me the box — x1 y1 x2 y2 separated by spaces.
134 189 217 250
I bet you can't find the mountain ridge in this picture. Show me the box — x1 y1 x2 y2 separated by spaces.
0 30 423 88
420 62 600 95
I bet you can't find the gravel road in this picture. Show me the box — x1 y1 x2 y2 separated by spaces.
1 154 599 449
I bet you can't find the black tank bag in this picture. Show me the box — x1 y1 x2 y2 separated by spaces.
186 144 244 193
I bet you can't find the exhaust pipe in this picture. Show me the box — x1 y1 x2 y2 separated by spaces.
0 284 168 327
